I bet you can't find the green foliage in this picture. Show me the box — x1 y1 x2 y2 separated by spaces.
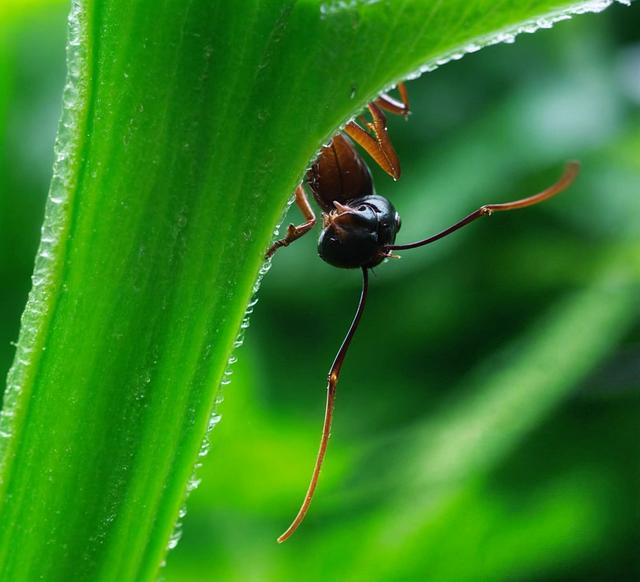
1 1 638 581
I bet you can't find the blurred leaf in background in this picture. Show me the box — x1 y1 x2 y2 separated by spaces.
0 1 67 381
1 2 639 581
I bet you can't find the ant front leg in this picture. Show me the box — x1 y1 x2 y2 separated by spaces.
266 184 317 259
375 82 410 118
344 102 401 180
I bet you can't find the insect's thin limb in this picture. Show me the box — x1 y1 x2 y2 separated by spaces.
387 162 580 252
266 185 317 259
344 102 401 180
277 267 370 543
375 82 410 117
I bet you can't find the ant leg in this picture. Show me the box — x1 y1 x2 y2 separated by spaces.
387 162 580 252
266 185 317 259
344 102 401 180
375 82 410 117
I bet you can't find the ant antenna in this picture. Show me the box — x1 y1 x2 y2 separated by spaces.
387 162 580 252
277 267 369 543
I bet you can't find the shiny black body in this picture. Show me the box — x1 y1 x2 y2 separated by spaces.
306 134 401 269
317 195 400 268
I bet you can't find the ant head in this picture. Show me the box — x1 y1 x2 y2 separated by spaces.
318 194 401 269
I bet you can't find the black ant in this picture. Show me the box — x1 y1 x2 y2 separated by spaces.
266 82 579 543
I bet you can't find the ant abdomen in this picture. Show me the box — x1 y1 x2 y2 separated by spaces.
308 134 374 213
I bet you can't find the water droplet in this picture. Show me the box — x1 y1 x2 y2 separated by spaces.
398 1 628 83
167 523 183 549
0 0 89 477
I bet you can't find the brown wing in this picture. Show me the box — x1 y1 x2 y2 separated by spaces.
306 133 374 213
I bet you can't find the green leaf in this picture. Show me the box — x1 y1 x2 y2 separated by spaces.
0 0 631 579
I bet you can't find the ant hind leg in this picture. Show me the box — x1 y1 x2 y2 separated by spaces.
344 102 401 180
375 82 410 117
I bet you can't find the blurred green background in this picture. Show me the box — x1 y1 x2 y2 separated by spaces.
1 2 639 580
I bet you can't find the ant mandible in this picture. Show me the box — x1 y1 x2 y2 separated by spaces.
266 82 579 543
